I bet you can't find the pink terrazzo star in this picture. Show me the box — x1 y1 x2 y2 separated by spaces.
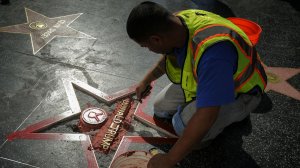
263 64 300 101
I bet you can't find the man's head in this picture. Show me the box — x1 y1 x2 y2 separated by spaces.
126 1 180 54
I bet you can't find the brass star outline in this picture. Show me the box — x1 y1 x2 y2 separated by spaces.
3 78 178 167
0 8 96 54
263 65 300 101
5 78 138 168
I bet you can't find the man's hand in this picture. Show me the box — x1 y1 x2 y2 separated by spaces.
147 153 176 168
136 82 152 102
136 81 147 100
165 106 220 164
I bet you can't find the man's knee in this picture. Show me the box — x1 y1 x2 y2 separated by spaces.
153 99 171 118
153 97 179 118
172 110 185 136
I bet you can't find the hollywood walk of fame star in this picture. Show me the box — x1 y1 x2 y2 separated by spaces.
5 79 139 168
263 65 300 101
0 8 96 54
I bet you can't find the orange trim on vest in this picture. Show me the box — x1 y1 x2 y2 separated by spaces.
194 34 251 62
235 64 250 81
192 33 259 90
192 68 198 82
190 24 264 91
193 24 224 37
192 33 252 85
235 70 255 91
193 23 252 47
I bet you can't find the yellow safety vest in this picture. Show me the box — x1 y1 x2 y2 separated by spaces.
165 10 267 102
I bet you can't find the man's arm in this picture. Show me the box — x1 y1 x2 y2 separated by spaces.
136 55 166 100
168 106 219 163
148 106 219 168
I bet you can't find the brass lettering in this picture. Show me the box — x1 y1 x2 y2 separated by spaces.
106 128 117 135
109 122 119 131
102 145 109 150
117 108 124 114
113 116 122 124
100 99 132 151
101 137 111 146
41 28 56 39
104 134 114 140
118 107 125 113
115 114 124 119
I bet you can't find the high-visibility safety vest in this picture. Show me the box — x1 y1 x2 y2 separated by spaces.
165 10 267 102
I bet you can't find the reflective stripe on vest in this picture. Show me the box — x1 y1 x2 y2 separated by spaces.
192 25 267 90
164 9 267 102
235 47 267 90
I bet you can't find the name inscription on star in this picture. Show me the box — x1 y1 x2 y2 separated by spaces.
40 20 65 39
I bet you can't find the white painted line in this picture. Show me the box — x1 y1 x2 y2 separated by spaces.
0 156 40 168
86 136 99 168
0 97 44 149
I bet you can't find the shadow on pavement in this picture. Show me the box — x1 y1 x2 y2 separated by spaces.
179 117 259 168
281 0 300 11
252 93 273 114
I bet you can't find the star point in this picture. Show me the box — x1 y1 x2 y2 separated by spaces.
263 65 300 101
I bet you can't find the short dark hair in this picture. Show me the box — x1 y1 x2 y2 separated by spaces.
126 1 173 42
